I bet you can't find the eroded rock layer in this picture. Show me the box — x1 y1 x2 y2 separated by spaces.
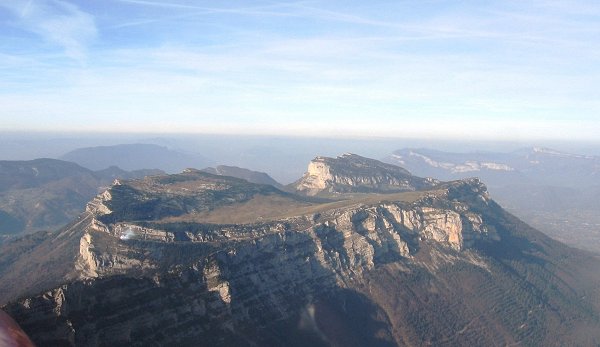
292 153 438 196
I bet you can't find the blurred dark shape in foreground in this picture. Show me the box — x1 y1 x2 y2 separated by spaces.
0 310 35 347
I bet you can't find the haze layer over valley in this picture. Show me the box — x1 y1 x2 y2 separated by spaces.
386 147 600 252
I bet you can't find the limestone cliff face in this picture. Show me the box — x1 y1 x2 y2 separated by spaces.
3 168 599 347
73 179 493 278
85 189 112 215
2 177 499 346
69 188 494 282
76 232 98 278
292 153 437 196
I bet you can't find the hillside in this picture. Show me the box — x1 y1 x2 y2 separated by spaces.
385 148 600 252
0 159 163 236
2 155 600 346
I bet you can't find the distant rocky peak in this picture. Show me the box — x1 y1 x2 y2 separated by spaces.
293 154 437 196
443 178 491 204
526 146 594 159
309 153 411 174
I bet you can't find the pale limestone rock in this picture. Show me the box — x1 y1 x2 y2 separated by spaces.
85 190 112 215
114 223 174 242
204 261 232 304
294 154 434 196
420 208 464 250
306 159 334 189
76 233 98 278
51 287 66 315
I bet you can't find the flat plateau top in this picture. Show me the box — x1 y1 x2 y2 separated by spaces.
157 189 442 225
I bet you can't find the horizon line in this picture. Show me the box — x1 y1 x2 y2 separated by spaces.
3 126 600 143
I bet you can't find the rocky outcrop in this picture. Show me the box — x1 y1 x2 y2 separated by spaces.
292 153 437 196
85 189 113 215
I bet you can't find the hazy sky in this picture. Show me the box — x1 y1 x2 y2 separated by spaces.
1 0 600 140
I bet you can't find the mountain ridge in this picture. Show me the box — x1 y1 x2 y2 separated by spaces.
292 153 438 196
61 143 213 173
202 165 283 188
385 147 600 253
0 158 163 236
2 154 600 346
386 147 600 187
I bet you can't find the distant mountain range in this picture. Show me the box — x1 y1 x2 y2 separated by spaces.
0 145 291 239
61 143 213 173
0 156 286 239
5 145 600 254
386 147 600 187
2 154 600 346
385 147 600 252
0 158 162 236
202 165 283 188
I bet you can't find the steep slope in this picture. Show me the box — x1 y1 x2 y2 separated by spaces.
2 159 600 346
291 153 438 196
203 165 283 188
0 159 163 236
0 158 93 192
385 148 600 253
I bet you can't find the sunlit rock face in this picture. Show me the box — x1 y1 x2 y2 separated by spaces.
292 153 438 196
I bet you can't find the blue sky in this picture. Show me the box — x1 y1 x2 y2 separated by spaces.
1 0 600 140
